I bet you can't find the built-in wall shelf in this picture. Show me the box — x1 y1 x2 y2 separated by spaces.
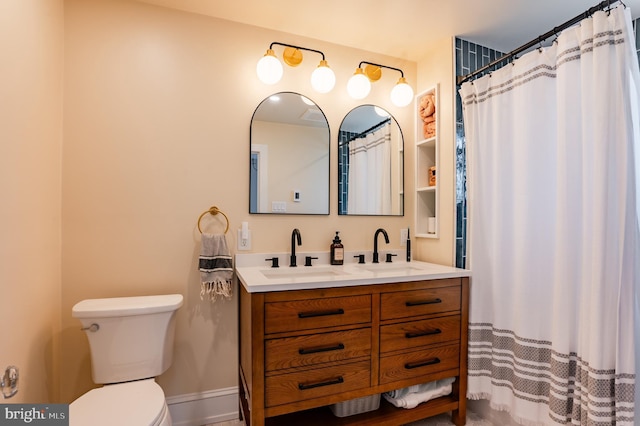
415 85 439 238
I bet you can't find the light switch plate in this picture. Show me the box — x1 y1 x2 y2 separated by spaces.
271 201 287 213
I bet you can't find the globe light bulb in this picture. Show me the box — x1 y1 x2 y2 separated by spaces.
347 68 371 100
390 77 414 107
310 60 336 93
256 49 283 85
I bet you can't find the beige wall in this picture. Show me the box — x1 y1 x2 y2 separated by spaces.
414 38 456 266
0 0 456 404
61 0 421 402
0 0 64 403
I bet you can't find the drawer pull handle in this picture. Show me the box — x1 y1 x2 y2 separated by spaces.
299 343 345 355
405 328 442 339
298 308 345 318
298 376 344 390
406 298 442 307
404 357 441 370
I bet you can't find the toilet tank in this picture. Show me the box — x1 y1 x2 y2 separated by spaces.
72 294 183 384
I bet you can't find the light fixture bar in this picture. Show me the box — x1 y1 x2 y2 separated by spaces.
257 42 336 93
358 61 405 78
269 42 326 61
348 61 414 107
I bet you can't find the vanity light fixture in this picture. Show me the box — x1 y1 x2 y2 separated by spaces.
256 49 283 85
256 42 336 94
346 67 371 100
347 61 414 107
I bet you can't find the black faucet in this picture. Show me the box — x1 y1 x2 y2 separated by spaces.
373 228 390 263
290 228 302 267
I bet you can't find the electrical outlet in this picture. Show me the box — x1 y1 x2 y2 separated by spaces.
237 229 252 250
400 228 408 246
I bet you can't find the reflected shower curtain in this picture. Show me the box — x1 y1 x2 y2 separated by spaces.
347 123 391 214
460 6 639 425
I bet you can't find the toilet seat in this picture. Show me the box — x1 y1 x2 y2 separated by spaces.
70 379 170 426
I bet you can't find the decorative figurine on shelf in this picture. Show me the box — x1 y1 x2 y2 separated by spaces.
419 92 436 139
429 166 436 186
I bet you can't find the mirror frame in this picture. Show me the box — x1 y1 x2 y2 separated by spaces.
337 104 405 216
249 91 330 215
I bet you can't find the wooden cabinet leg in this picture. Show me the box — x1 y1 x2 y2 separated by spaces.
452 408 466 426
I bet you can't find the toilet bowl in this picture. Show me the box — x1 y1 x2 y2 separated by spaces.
70 294 183 426
70 379 170 426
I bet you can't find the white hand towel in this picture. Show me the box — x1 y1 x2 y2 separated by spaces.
383 377 455 409
198 233 233 301
386 383 426 399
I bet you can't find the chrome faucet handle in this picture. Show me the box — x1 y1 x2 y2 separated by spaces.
265 257 279 268
304 256 318 267
290 228 302 267
373 228 390 263
81 323 100 332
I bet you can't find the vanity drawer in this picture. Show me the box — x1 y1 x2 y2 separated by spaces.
265 328 371 372
379 343 460 385
381 285 460 320
265 360 371 407
265 295 371 334
380 315 460 354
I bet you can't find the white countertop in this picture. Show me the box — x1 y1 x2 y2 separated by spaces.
235 251 471 293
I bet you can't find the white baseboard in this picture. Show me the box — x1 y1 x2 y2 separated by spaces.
166 386 239 426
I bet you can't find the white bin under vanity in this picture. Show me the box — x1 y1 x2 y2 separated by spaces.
235 252 471 426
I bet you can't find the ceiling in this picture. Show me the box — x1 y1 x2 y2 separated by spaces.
136 0 640 62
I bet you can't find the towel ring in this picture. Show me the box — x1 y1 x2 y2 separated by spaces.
197 206 229 234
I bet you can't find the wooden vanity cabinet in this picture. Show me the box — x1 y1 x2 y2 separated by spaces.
238 277 469 426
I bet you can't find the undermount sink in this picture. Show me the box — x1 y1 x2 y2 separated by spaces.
358 263 425 273
260 266 349 280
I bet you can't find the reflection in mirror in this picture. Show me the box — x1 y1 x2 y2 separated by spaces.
250 92 330 214
338 105 404 215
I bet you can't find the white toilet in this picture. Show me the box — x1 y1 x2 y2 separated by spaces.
70 294 183 426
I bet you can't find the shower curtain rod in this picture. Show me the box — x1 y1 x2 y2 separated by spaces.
341 118 391 146
456 0 620 85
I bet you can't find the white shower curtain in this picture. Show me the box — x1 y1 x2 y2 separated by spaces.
460 5 639 425
347 123 392 214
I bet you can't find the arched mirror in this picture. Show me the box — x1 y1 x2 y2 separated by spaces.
338 105 404 215
250 92 330 214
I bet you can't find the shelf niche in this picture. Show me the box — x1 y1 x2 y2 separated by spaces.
415 85 439 238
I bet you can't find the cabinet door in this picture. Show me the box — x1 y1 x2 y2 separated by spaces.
380 315 460 353
265 328 371 371
381 285 460 320
265 295 371 334
265 360 371 407
379 343 460 385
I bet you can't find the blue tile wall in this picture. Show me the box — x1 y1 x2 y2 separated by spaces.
454 17 640 269
454 38 505 269
338 131 357 215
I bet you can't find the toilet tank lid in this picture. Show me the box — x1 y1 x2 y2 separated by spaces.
72 294 183 318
